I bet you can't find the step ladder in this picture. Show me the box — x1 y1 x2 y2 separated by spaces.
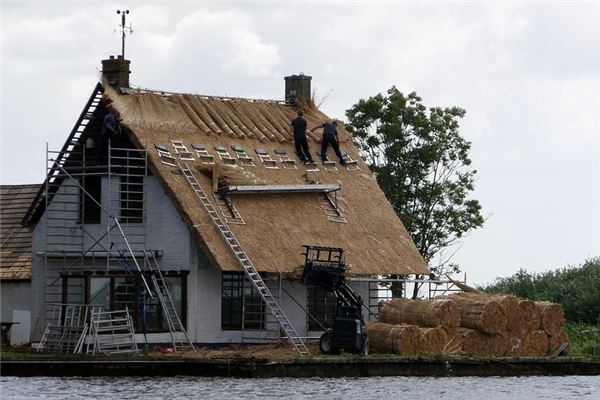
37 304 91 354
179 161 310 356
144 251 196 352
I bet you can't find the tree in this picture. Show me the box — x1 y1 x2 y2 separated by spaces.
345 87 484 298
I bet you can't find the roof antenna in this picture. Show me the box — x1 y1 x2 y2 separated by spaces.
115 9 133 58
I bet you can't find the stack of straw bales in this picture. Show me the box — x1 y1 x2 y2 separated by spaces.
369 293 570 357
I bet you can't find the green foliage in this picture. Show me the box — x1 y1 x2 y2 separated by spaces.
345 87 484 268
482 257 600 325
565 322 600 357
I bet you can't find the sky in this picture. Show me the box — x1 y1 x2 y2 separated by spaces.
1 1 599 286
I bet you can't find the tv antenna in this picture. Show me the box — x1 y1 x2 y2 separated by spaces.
115 9 133 58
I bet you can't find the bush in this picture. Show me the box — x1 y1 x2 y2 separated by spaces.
481 257 600 325
565 322 600 357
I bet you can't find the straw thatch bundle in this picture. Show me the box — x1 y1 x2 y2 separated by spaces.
378 298 460 330
548 330 571 355
536 301 565 336
518 299 541 334
520 330 549 357
421 327 449 353
194 162 268 191
457 328 512 356
446 295 508 334
367 322 429 354
456 293 519 333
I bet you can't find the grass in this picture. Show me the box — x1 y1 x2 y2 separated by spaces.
565 322 600 357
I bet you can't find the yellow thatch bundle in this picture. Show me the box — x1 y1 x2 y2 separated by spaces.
446 294 508 334
421 327 449 353
510 330 548 357
517 299 542 334
367 323 429 354
548 330 571 355
457 293 519 333
457 328 512 356
536 301 565 336
378 298 460 330
194 162 267 191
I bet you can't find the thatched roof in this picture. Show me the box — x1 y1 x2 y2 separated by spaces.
103 84 429 276
0 184 39 280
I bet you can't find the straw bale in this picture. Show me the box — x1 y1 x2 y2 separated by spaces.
447 294 508 334
548 329 571 355
536 301 565 336
519 330 549 357
421 327 448 353
459 328 512 356
367 322 429 354
517 299 541 334
378 298 460 330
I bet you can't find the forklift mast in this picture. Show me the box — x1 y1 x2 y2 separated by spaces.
300 245 363 321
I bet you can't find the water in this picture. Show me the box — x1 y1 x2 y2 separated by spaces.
1 376 599 399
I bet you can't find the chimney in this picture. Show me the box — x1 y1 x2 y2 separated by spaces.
101 55 131 88
284 73 312 104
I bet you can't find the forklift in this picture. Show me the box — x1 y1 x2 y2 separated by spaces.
301 245 369 356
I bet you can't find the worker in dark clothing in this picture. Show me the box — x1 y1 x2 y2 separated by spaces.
100 105 121 163
290 110 314 164
313 120 346 166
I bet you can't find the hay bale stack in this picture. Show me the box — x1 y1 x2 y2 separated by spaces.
448 295 508 334
367 322 429 354
421 327 449 353
378 298 460 331
536 301 565 336
458 328 512 356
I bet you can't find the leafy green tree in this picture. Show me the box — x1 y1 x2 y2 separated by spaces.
345 87 484 297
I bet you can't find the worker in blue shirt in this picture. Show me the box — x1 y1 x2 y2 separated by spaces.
100 105 121 163
312 120 346 166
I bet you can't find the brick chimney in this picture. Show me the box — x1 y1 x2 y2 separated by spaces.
101 55 131 88
284 73 312 104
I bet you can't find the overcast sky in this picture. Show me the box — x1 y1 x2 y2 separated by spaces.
1 1 599 285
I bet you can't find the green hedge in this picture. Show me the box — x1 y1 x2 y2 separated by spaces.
480 257 600 325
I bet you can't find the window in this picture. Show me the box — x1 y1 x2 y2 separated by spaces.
61 272 187 333
307 285 337 331
221 272 264 330
120 175 144 223
79 176 101 224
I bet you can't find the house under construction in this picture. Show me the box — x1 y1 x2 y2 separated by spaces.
21 56 450 354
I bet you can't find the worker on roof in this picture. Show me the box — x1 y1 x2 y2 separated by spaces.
312 120 346 166
290 110 315 165
100 105 122 163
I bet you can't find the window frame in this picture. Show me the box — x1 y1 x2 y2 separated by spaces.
61 271 187 333
221 272 264 330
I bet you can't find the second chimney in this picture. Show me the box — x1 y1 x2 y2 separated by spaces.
101 55 131 88
285 73 312 105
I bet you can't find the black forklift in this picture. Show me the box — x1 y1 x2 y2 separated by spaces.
301 245 369 356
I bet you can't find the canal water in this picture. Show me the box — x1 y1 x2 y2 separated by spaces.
1 376 599 399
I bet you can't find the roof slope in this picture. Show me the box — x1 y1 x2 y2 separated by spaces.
1 184 39 280
105 85 429 276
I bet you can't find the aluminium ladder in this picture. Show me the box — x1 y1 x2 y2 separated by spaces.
144 250 196 351
178 162 310 356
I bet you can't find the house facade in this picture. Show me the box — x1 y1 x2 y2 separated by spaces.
24 57 430 349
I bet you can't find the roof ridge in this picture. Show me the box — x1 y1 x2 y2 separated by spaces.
130 86 289 105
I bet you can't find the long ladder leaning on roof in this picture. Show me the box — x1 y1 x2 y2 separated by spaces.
178 161 310 356
143 250 195 351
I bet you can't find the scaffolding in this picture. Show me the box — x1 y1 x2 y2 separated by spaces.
38 91 193 351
